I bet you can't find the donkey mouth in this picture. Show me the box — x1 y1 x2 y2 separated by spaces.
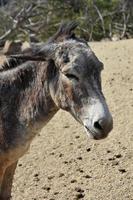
84 126 106 140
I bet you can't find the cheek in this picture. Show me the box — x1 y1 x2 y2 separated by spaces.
49 78 72 110
62 80 73 100
63 81 84 113
58 80 74 110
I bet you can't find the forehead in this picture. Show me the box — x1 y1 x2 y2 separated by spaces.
57 39 90 54
56 40 103 73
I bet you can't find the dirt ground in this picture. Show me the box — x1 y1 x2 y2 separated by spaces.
12 39 133 200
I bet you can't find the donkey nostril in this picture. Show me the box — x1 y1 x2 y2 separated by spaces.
94 121 103 131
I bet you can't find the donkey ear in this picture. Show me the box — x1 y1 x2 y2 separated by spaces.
48 21 79 43
31 43 58 60
7 43 58 61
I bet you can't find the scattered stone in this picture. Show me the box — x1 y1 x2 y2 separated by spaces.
50 152 55 155
122 146 127 150
86 147 91 152
108 157 115 161
75 193 85 199
59 153 64 157
63 161 68 164
54 192 59 195
34 173 39 177
77 168 84 173
64 125 69 128
83 175 92 179
115 154 122 158
77 156 82 160
70 142 73 145
75 135 80 139
118 169 126 173
33 173 40 182
59 173 65 177
75 187 84 193
71 179 77 183
48 175 54 180
42 186 51 191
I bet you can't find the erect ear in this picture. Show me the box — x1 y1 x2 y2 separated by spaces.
4 21 79 61
48 21 79 43
5 42 58 62
31 42 58 60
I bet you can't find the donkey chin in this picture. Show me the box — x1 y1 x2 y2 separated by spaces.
84 125 112 140
83 113 113 140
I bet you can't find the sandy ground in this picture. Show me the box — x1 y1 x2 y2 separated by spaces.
11 39 133 200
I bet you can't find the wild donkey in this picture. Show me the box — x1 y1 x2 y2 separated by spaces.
0 22 113 199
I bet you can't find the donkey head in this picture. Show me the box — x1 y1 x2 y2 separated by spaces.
11 22 113 140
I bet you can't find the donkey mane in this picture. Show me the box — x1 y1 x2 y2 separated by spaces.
0 57 27 72
0 61 37 88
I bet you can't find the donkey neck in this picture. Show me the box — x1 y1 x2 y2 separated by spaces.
0 60 58 131
19 61 59 126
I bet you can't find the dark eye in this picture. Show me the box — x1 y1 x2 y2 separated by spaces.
65 74 79 81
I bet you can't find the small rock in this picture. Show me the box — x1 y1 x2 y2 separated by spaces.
75 135 80 139
118 169 126 173
34 173 39 177
50 152 55 155
75 193 85 199
83 175 92 179
71 179 77 183
54 192 59 195
86 148 91 152
64 125 69 128
115 154 122 158
48 175 54 180
63 161 68 164
59 153 64 157
70 142 73 145
42 186 51 191
59 173 64 177
108 157 115 161
77 157 82 160
77 168 84 173
75 187 84 193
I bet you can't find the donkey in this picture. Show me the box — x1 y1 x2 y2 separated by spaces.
0 22 113 199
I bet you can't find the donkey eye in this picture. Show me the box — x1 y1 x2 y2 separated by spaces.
65 74 79 81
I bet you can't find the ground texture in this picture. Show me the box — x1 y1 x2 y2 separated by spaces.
12 39 133 200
